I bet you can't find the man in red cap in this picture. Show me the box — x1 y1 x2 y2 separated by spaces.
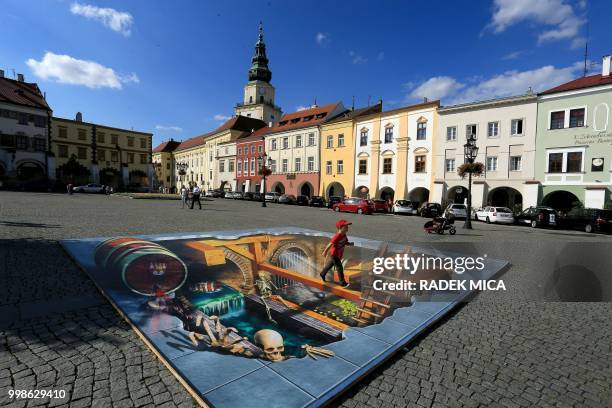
320 219 354 287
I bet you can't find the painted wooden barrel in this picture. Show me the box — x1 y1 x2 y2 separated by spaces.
94 237 188 296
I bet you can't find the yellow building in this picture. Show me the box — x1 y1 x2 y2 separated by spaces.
152 139 181 191
319 104 382 199
51 112 153 189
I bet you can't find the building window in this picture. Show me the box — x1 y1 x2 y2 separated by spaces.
166 162 170 170
251 145 256 154
127 153 134 163
307 156 314 171
358 159 367 174
569 108 585 128
295 135 302 148
382 158 392 174
229 160 234 172
326 135 333 148
258 145 263 153
270 139 277 150
98 150 106 161
466 124 477 139
140 138 146 148
219 160 225 172
18 113 28 125
58 145 68 158
295 157 301 172
282 159 288 172
127 136 134 147
111 151 118 162
270 160 276 172
550 111 565 129
337 134 345 147
111 134 118 144
416 123 427 140
243 159 248 174
78 147 87 160
78 129 86 141
511 119 523 136
33 138 46 151
282 137 289 149
336 160 344 174
250 158 256 175
238 147 242 155
58 127 67 138
97 132 105 143
237 161 242 176
360 130 368 146
140 154 147 164
414 155 426 173
487 122 499 138
510 156 522 171
384 127 393 143
486 156 497 171
566 151 582 172
445 158 455 172
446 126 457 141
326 161 332 175
308 133 315 146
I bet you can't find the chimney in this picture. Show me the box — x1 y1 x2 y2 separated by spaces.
75 112 83 122
17 73 24 82
0 69 4 78
603 55 611 77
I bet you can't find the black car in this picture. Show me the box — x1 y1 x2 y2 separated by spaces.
515 206 558 228
309 196 326 207
419 202 442 218
296 195 309 206
327 196 342 209
252 192 262 201
559 208 612 233
243 192 254 200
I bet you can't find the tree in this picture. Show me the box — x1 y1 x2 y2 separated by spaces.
57 155 90 183
258 167 272 177
457 162 484 179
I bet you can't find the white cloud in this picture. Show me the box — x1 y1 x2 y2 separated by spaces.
296 105 308 111
501 50 524 60
348 51 367 64
155 125 182 132
489 0 585 45
409 76 465 101
407 62 582 105
26 52 138 89
213 114 230 121
315 32 328 45
70 2 133 36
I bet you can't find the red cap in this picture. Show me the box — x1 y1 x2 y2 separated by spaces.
336 219 352 229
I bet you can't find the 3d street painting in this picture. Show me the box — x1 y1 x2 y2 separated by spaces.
61 227 508 408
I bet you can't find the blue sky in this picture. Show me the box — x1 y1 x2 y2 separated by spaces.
1 0 609 147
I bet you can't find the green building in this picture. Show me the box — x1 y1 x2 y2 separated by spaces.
535 55 612 211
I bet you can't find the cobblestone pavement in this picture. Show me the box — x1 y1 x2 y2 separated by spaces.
0 192 610 407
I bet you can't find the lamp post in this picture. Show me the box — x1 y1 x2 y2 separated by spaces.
463 134 479 229
258 153 270 207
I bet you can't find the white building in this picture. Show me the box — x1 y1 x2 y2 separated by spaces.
215 141 237 191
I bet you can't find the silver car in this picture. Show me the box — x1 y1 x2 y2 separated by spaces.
72 183 105 193
445 203 468 219
392 200 417 215
264 192 281 202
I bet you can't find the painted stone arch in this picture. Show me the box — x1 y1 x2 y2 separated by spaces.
299 181 314 197
447 185 469 205
271 181 285 194
408 187 430 204
541 190 582 213
379 186 395 201
326 182 345 199
222 248 254 290
487 186 523 210
355 185 369 198
268 240 316 278
15 160 45 181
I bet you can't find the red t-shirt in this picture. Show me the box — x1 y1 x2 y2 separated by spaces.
329 232 349 258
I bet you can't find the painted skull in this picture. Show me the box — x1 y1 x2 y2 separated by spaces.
254 329 284 361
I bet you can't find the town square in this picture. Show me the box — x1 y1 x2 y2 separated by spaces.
1 1 611 407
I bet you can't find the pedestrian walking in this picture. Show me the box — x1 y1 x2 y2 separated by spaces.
190 184 202 209
180 185 188 209
67 182 73 195
319 219 354 287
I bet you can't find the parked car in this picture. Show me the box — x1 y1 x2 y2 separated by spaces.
392 200 418 215
73 183 105 193
224 192 234 198
515 206 558 228
419 202 442 218
559 208 612 233
296 195 309 206
243 192 254 200
232 192 244 199
252 192 262 201
265 192 281 202
475 206 515 224
332 198 374 215
205 190 215 197
371 199 390 213
327 196 343 209
309 196 326 207
445 203 468 219
278 194 297 204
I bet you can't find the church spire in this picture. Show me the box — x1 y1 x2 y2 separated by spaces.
248 21 272 83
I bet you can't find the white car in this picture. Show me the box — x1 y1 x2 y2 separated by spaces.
72 183 105 193
475 206 515 224
392 200 418 215
445 203 467 219
264 192 281 202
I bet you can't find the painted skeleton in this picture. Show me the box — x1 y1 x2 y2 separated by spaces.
254 271 289 323
188 314 254 357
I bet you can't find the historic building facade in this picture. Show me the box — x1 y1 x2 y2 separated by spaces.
432 94 539 210
265 103 345 197
353 100 439 202
236 128 268 193
0 73 53 185
534 56 612 210
51 113 153 189
152 139 180 191
215 140 237 192
319 104 382 199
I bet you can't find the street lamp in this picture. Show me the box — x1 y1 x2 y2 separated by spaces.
258 153 271 207
463 134 479 229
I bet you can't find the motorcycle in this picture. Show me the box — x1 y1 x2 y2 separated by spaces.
424 215 456 235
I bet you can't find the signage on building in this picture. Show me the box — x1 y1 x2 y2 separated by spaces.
286 174 296 180
573 131 612 146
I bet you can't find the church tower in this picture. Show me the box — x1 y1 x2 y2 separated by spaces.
235 23 282 123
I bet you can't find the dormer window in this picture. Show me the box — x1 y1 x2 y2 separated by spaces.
279 120 288 126
290 118 300 124
315 113 327 119
303 115 314 122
